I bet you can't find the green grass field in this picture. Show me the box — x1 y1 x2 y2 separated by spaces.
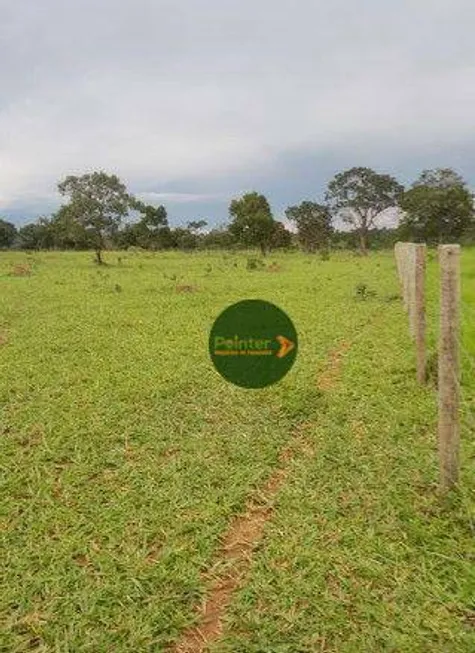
1 249 474 652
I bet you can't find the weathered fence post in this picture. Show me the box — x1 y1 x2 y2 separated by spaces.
438 244 460 491
408 245 416 339
402 244 409 312
394 242 426 383
414 244 426 384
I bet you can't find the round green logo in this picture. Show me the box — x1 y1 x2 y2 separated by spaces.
209 299 298 388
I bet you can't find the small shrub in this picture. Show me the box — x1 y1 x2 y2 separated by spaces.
246 256 265 271
320 249 330 261
176 284 198 293
383 293 401 303
355 283 377 300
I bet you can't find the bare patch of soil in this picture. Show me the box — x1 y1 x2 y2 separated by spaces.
316 341 351 391
10 264 32 277
176 284 198 293
171 434 312 652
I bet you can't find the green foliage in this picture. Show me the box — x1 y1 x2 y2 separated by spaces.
153 226 176 250
17 220 53 250
354 282 377 299
286 201 332 253
172 228 198 251
115 204 169 250
133 202 168 229
0 219 17 248
331 227 399 251
114 222 142 249
417 168 466 188
57 171 137 263
399 168 474 244
136 204 169 249
5 164 475 261
229 191 275 255
246 255 265 270
269 221 292 250
201 227 235 250
366 227 400 249
17 223 40 250
48 206 96 250
326 167 404 253
187 219 208 233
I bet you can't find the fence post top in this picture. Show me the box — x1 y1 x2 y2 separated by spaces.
438 244 460 252
394 241 426 249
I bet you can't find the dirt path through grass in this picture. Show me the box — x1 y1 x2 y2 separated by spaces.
171 336 358 653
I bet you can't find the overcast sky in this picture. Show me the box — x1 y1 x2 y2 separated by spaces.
1 0 474 227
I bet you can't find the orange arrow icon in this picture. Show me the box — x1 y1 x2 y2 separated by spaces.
276 335 295 358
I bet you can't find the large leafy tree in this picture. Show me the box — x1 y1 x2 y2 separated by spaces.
229 192 275 255
0 219 17 248
114 203 169 250
131 202 169 250
18 220 54 250
325 167 403 254
18 224 41 250
285 201 332 253
201 226 235 250
114 223 142 249
172 227 198 251
134 203 168 231
187 220 208 233
415 168 465 189
399 168 474 244
269 221 293 250
48 206 95 249
57 171 137 264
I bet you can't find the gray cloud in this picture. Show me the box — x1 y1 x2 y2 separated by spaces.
1 0 475 226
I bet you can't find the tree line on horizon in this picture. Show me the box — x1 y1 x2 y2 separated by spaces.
0 166 474 263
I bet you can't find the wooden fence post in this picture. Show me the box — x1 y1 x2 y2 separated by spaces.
408 245 416 339
402 243 409 312
414 244 426 384
438 244 460 491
